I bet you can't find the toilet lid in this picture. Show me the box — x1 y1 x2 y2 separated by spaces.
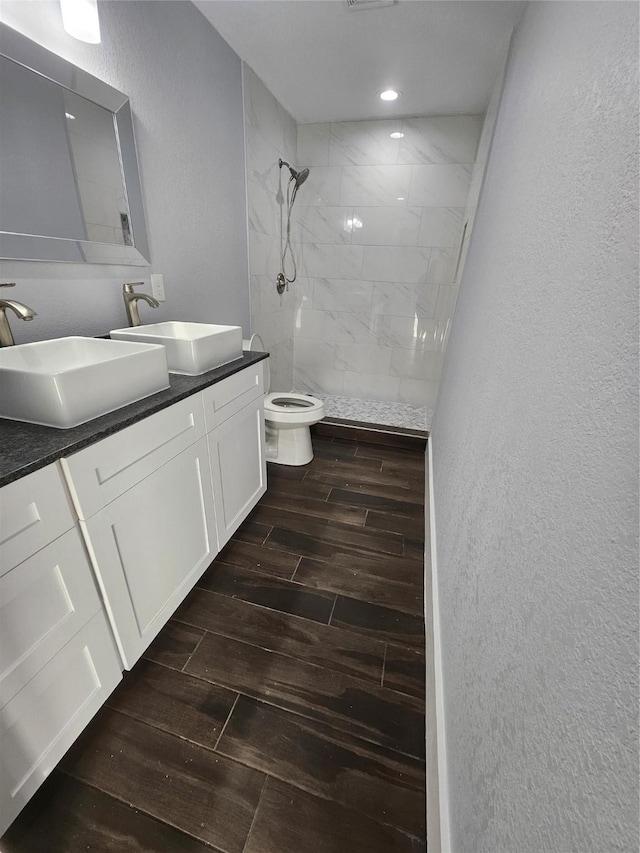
244 333 270 392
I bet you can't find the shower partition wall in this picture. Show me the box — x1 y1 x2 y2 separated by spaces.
292 116 483 430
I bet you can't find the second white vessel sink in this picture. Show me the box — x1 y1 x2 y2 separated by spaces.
0 336 170 429
110 322 243 375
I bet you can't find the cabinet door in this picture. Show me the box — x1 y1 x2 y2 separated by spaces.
209 397 266 549
0 610 121 835
82 437 217 669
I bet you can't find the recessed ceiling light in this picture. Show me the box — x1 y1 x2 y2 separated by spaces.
390 131 404 139
65 112 76 120
379 89 401 101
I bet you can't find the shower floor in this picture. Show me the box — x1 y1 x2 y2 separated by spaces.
306 393 431 432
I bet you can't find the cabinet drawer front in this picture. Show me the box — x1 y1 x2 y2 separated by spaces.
209 398 267 548
0 464 74 574
202 362 264 432
0 528 102 709
0 610 121 836
82 437 217 669
62 395 206 519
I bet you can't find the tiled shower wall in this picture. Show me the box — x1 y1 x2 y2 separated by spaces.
243 65 297 391
292 117 483 417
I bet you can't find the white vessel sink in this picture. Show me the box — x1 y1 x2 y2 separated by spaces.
110 322 243 375
0 336 170 429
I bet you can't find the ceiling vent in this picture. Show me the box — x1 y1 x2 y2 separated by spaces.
347 0 395 10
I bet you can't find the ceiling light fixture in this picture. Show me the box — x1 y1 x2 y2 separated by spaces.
379 89 401 102
65 112 76 120
60 0 101 44
390 131 404 139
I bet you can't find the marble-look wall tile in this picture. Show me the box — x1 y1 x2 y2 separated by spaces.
297 123 330 167
397 377 440 408
334 343 393 374
302 243 364 279
418 207 465 247
244 65 297 392
342 371 401 402
296 365 345 396
295 337 336 367
408 164 472 207
390 348 441 382
351 206 422 246
379 315 440 351
296 206 353 244
323 310 377 344
398 116 483 165
329 120 401 166
371 282 439 319
361 246 431 283
312 278 373 313
427 247 458 285
340 165 412 206
297 166 342 206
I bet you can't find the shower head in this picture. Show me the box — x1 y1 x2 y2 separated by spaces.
279 159 310 187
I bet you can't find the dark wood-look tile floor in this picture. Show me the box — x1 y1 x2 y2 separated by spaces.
2 431 427 853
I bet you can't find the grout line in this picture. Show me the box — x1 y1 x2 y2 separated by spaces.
381 643 387 688
213 692 240 752
181 631 206 672
242 775 270 853
290 555 303 581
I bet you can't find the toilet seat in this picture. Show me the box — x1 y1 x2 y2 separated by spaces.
264 392 324 425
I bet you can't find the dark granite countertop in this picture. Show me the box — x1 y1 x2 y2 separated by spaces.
0 351 269 488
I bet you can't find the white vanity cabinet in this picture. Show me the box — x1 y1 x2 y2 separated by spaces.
0 464 122 834
202 361 267 548
61 394 218 670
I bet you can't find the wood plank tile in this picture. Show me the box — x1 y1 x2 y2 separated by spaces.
256 509 404 556
266 462 307 480
366 510 426 540
1 772 218 853
175 587 383 682
184 632 424 758
60 709 265 853
312 421 427 450
214 538 299 579
384 645 427 701
329 487 424 517
106 658 237 749
306 462 422 493
294 557 423 616
197 562 336 623
332 597 425 650
258 490 367 527
265 475 331 501
231 518 271 545
380 459 425 481
264 525 406 566
143 620 205 670
217 696 425 837
355 444 426 464
244 778 426 853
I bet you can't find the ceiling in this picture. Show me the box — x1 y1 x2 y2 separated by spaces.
194 0 524 124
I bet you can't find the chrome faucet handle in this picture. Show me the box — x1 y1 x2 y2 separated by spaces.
123 281 145 294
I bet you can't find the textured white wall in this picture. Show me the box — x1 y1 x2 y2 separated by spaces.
0 0 250 340
431 2 639 851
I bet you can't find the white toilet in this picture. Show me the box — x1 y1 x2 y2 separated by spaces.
244 334 325 466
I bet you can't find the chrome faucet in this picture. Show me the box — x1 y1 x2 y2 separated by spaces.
0 283 37 346
123 282 160 327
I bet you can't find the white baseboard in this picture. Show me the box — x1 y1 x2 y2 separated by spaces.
425 436 451 852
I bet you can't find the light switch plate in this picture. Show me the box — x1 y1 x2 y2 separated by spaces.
150 274 165 302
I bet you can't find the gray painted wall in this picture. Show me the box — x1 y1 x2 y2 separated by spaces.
430 3 639 851
0 0 250 341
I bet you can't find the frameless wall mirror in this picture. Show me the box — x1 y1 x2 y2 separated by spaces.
0 23 150 265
